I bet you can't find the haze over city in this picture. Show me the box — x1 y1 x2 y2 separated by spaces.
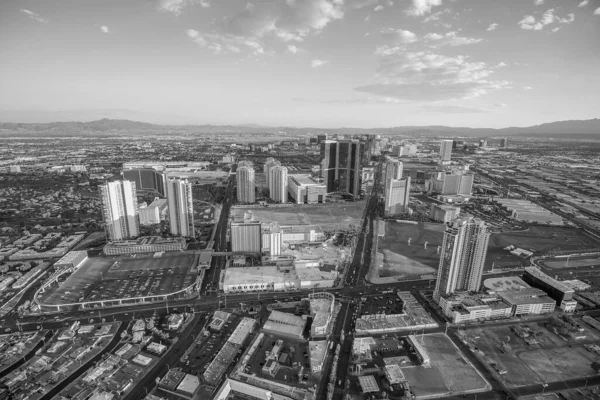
1 0 600 127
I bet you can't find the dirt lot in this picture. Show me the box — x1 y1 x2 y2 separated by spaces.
376 221 444 277
233 202 365 231
460 323 600 388
541 256 600 269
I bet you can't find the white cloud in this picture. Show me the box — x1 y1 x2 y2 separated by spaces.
20 9 48 23
382 28 418 43
423 31 482 46
406 0 443 16
158 0 197 15
423 8 450 22
374 5 384 11
524 86 533 90
100 25 109 33
355 50 508 101
424 32 443 40
186 30 264 55
287 44 299 53
595 7 600 15
497 62 507 67
486 23 498 31
495 103 508 108
200 0 210 8
558 13 575 23
519 9 574 30
311 59 328 68
551 27 560 32
578 0 589 7
421 104 489 113
185 1 345 56
350 0 379 9
534 0 544 5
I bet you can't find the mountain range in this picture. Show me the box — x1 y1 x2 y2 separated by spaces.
0 113 599 139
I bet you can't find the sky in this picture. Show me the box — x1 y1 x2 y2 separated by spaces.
0 0 599 128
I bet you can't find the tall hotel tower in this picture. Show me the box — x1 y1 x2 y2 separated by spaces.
268 165 288 203
320 139 363 198
237 166 256 203
166 178 195 237
99 180 140 241
439 140 453 164
433 216 490 302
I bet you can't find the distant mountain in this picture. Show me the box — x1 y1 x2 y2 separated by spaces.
0 114 598 139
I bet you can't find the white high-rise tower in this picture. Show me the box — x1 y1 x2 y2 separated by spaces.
439 140 453 164
268 165 288 203
237 166 256 203
433 216 490 302
166 178 195 237
99 180 140 241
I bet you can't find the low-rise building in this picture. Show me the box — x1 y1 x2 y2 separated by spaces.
287 175 326 204
103 236 187 255
308 341 328 373
438 292 512 323
497 288 556 316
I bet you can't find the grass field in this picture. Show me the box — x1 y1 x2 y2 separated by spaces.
402 333 488 397
233 202 365 231
40 253 197 305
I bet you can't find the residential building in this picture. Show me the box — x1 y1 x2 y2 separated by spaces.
99 180 140 241
166 178 195 237
500 138 508 148
268 165 288 203
433 216 490 302
237 166 256 203
439 140 453 163
320 139 363 198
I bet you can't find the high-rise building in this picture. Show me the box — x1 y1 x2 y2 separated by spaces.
262 222 282 257
99 180 140 241
385 157 403 181
427 171 474 196
231 222 262 252
9 165 21 173
384 177 411 216
139 198 168 225
320 139 363 198
479 139 487 149
317 134 328 144
268 166 288 203
237 166 256 203
500 138 508 148
433 217 490 302
439 140 453 163
122 168 166 196
166 178 195 237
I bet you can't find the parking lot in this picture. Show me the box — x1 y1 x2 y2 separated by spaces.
40 253 198 305
359 292 405 316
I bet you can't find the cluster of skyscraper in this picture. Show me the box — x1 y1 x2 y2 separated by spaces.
99 177 195 241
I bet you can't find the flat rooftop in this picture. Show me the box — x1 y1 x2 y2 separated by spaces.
105 236 186 247
309 340 327 369
525 267 574 293
483 277 530 292
498 288 556 305
223 266 292 286
289 174 323 186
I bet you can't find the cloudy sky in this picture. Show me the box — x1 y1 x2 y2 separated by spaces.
0 0 599 128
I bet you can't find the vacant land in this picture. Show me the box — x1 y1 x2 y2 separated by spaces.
541 256 600 269
375 221 444 279
402 333 488 398
460 323 599 388
233 202 365 231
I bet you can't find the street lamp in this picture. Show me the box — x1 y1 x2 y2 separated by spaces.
541 383 548 394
